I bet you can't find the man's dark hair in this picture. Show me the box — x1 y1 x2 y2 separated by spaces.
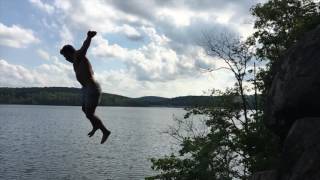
60 45 75 55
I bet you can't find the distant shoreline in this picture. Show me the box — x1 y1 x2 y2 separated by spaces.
0 87 215 107
0 103 186 108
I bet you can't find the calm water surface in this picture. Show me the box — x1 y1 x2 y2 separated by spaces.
0 105 185 180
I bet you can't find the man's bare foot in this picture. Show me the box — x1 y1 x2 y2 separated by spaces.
88 128 98 137
101 130 111 144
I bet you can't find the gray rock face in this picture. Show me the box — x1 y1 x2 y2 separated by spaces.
265 25 320 138
249 170 278 180
280 118 320 180
252 26 320 180
252 118 320 180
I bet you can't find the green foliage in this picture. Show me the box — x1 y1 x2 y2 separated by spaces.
147 89 279 180
249 0 320 90
251 0 319 62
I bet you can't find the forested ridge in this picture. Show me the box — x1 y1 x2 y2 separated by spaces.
0 87 219 107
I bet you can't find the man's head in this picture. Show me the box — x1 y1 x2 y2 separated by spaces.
60 45 75 63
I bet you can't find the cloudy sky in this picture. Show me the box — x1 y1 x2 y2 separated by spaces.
0 0 262 97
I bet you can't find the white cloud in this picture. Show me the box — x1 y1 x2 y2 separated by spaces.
94 68 234 97
59 25 74 46
54 0 71 11
0 23 39 48
142 27 170 45
29 0 55 14
36 49 50 61
35 58 77 86
0 57 235 97
0 59 40 86
53 0 150 40
0 59 77 87
52 0 256 47
92 35 128 59
91 29 220 82
156 8 195 27
116 24 142 40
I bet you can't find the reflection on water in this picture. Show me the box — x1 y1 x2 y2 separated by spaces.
0 105 184 180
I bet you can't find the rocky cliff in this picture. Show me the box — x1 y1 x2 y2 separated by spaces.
251 25 320 180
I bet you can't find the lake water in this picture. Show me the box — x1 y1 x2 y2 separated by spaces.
0 105 185 180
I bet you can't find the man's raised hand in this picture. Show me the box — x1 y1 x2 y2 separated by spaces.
87 31 97 38
77 31 96 57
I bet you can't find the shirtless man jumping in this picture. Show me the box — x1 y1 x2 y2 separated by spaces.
60 31 111 144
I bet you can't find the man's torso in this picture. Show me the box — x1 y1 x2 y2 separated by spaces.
73 53 95 87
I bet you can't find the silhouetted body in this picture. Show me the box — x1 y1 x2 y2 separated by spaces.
60 31 110 144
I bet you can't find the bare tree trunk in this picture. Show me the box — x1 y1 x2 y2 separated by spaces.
254 62 258 112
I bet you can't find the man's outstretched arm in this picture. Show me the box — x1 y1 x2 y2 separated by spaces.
78 31 97 57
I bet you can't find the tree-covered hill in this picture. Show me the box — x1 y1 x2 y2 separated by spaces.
0 87 216 107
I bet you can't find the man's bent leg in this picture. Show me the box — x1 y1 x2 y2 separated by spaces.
85 105 99 137
85 83 110 144
82 87 98 136
85 106 111 143
82 104 98 135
